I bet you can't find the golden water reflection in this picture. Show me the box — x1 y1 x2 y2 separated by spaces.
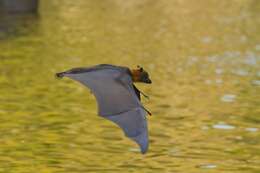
0 0 259 172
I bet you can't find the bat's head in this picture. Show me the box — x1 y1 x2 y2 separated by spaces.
131 66 152 84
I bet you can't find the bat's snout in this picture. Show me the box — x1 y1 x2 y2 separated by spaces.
145 78 152 84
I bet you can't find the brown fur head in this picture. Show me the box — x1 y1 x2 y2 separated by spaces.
131 65 152 84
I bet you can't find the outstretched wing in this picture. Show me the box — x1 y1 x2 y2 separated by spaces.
57 64 149 153
105 107 148 154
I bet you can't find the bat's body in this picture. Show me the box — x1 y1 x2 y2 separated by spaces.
56 64 152 154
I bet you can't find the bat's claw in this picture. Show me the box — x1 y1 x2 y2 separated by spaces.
142 106 152 116
56 72 64 79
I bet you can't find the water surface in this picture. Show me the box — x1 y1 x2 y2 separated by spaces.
0 0 260 172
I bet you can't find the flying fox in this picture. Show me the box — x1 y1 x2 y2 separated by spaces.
56 64 152 154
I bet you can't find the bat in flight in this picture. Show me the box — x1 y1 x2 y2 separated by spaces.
56 64 152 154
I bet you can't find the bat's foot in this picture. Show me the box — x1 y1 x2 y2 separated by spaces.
142 94 150 100
147 111 152 116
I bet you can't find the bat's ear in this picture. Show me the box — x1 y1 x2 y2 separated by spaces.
137 65 143 72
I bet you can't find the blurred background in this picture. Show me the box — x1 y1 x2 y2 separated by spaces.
0 0 259 172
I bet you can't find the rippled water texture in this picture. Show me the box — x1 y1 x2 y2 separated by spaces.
0 0 260 172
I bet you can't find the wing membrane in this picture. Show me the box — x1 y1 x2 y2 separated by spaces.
106 107 148 154
65 67 140 116
59 64 149 153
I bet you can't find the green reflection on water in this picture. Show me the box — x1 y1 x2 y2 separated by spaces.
0 0 260 172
